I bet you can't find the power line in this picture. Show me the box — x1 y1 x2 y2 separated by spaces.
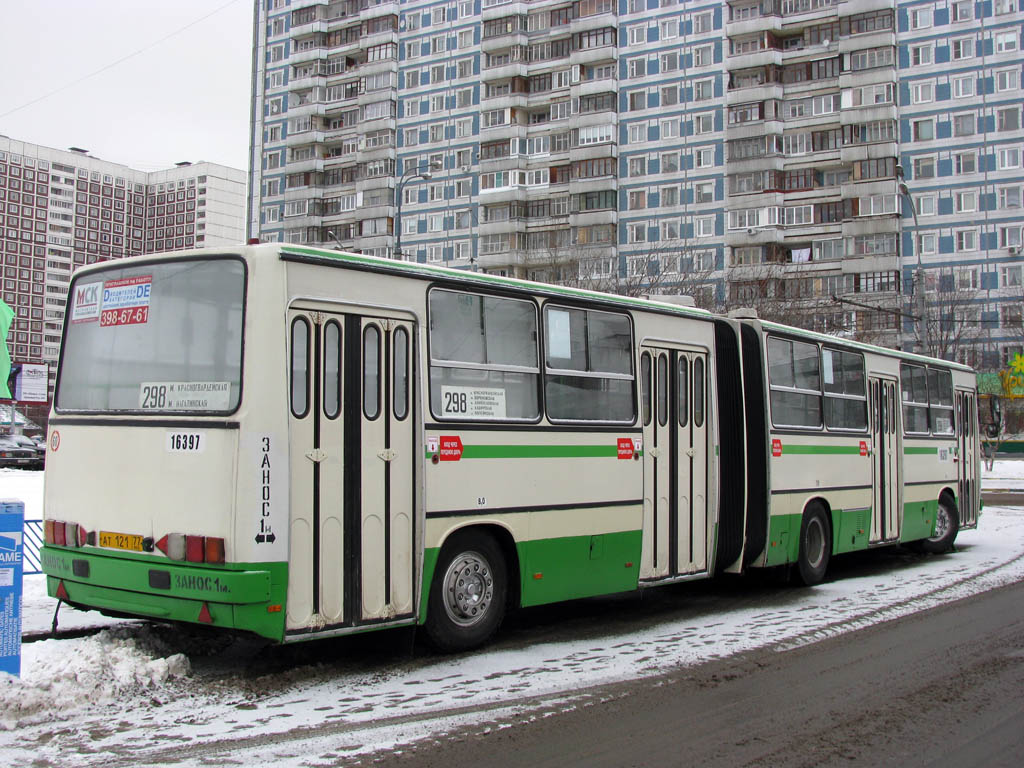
0 0 244 120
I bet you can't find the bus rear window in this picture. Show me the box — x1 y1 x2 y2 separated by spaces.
57 258 245 413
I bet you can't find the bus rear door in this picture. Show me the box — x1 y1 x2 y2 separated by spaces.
956 389 979 527
286 309 416 633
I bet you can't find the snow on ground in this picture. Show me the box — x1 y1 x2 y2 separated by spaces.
0 464 1021 766
983 456 1024 489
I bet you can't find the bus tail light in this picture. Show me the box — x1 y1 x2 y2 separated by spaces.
205 537 225 565
44 520 89 548
186 536 205 563
156 533 225 564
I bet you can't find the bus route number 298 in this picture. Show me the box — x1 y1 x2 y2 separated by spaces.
165 431 206 453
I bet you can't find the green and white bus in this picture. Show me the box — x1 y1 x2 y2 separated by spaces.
40 244 979 650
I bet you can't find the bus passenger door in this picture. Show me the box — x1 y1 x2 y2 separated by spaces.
956 390 978 527
640 346 709 581
286 310 346 631
869 377 901 543
353 316 416 623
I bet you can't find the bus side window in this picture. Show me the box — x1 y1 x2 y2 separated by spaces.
678 356 688 428
291 317 311 418
323 320 342 420
900 363 929 434
363 324 381 420
657 354 668 427
641 352 652 426
393 327 409 421
693 357 705 428
928 369 954 435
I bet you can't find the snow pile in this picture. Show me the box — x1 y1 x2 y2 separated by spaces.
0 627 190 729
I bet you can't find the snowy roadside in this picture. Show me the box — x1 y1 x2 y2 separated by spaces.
0 464 1022 766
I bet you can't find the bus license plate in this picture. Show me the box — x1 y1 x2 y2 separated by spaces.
99 531 144 552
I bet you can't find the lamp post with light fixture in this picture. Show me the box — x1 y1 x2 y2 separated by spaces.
394 160 441 260
896 172 926 353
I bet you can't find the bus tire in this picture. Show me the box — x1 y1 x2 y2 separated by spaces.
424 530 507 653
797 504 831 586
918 495 959 554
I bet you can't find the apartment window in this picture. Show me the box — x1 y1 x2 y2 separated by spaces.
696 216 714 236
911 8 932 29
661 85 679 106
628 156 647 176
951 37 974 60
627 222 646 242
913 156 936 178
1001 263 1023 285
661 19 678 39
628 123 646 144
693 12 713 34
911 82 934 104
997 69 1019 92
918 232 937 255
661 152 680 173
955 229 977 251
695 148 713 168
661 185 679 206
955 191 977 213
998 147 1021 170
955 151 977 174
661 118 679 139
629 91 646 111
996 31 1018 53
911 45 933 66
694 113 713 134
995 0 1017 13
912 119 934 141
694 181 713 203
952 76 974 98
997 107 1020 132
628 190 646 209
999 186 1022 209
694 79 713 101
953 113 976 137
951 0 972 21
660 52 678 73
693 45 713 67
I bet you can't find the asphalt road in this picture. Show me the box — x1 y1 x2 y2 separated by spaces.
368 579 1024 768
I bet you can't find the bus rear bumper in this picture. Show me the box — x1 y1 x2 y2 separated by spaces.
41 546 288 642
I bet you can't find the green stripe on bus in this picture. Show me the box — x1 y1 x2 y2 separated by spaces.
904 446 939 455
781 444 861 455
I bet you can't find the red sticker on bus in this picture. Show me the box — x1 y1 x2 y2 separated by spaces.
617 438 634 460
439 436 463 461
771 439 783 457
860 441 868 457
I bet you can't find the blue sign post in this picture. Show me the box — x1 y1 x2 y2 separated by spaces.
0 499 25 677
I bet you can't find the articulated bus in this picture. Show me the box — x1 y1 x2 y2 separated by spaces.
40 244 980 651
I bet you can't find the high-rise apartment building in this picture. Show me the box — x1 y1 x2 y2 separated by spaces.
0 136 245 421
249 0 1022 364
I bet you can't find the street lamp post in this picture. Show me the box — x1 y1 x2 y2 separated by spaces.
394 161 439 260
897 177 926 353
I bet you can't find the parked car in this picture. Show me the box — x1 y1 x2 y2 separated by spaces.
0 436 37 469
4 434 44 469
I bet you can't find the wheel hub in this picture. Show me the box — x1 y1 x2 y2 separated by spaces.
443 552 493 627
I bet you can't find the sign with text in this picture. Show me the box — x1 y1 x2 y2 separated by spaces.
0 500 24 677
12 362 48 403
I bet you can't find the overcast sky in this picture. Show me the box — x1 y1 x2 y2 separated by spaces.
0 0 253 172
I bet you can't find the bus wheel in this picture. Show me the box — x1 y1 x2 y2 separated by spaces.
918 496 959 554
424 530 507 653
797 504 831 586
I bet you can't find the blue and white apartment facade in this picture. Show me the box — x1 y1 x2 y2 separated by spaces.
249 0 1023 362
